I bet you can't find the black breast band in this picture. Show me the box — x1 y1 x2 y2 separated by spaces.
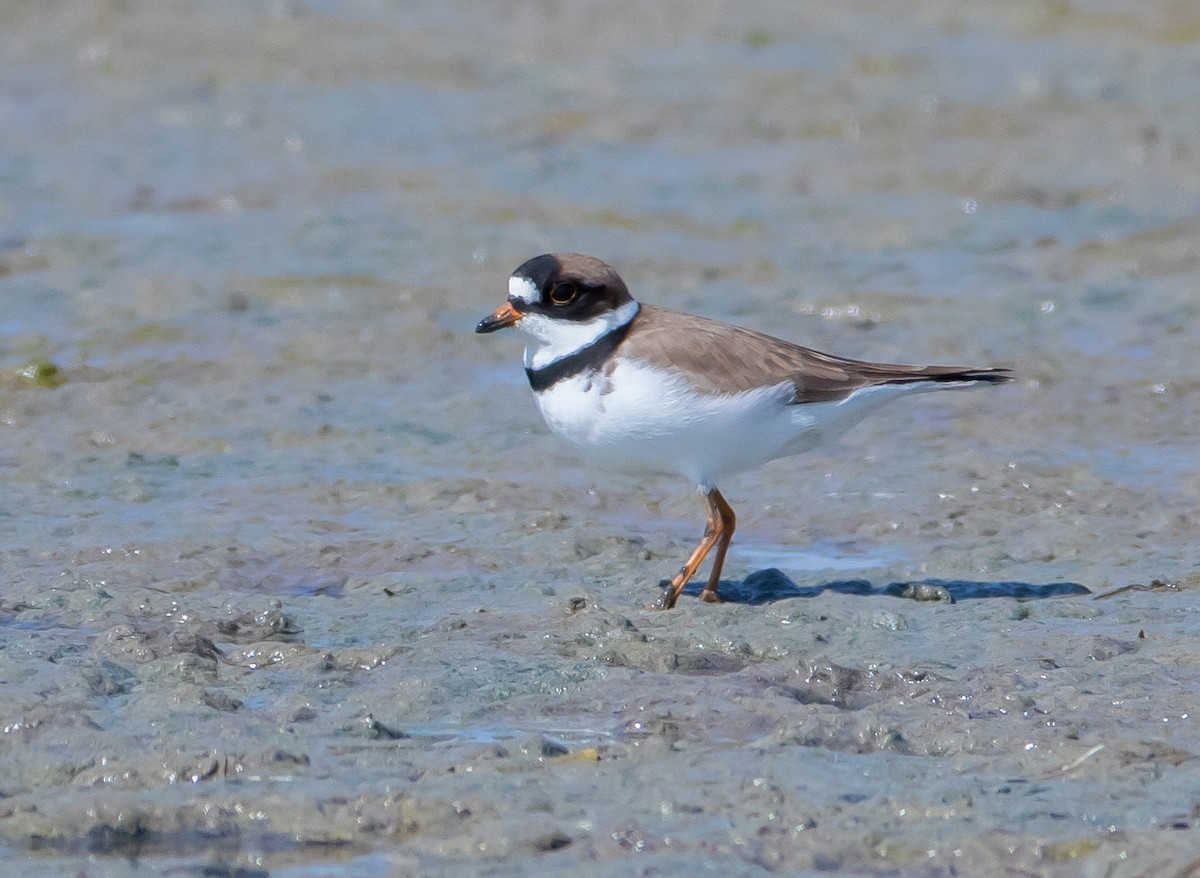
525 317 635 393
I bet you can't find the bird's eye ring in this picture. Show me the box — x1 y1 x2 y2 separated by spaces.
549 282 578 306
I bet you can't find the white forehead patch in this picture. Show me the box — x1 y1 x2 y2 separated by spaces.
508 275 540 304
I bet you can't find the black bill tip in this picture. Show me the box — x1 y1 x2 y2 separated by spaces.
476 301 521 333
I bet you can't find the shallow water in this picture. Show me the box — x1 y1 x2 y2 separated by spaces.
3 1 1200 875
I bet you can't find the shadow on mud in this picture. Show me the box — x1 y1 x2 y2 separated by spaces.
667 568 1091 605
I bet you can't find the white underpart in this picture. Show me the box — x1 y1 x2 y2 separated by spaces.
509 275 539 304
519 300 640 370
533 360 964 489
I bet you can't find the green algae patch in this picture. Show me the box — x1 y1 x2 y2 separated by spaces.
1042 837 1101 862
14 358 66 388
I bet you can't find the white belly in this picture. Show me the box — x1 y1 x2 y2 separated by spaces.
531 358 875 488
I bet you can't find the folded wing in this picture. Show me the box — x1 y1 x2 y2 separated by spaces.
621 305 1011 403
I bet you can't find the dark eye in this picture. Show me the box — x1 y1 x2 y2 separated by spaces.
549 282 578 306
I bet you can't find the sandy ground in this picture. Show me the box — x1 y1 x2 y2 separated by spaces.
2 1 1200 875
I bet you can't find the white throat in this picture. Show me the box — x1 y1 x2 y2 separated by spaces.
520 300 640 371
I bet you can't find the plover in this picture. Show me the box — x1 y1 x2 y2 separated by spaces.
477 253 1010 609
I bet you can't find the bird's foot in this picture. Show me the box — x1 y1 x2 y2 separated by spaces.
649 592 677 611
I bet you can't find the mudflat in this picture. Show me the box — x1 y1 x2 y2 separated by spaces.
1 2 1199 875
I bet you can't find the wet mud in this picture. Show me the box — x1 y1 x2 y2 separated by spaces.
2 1 1200 875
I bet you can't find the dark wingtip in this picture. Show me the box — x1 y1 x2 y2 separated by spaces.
880 366 1013 388
959 367 1013 384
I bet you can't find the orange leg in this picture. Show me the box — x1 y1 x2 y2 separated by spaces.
655 488 737 610
699 489 735 604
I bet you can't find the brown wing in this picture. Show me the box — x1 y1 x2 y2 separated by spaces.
619 305 1010 403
